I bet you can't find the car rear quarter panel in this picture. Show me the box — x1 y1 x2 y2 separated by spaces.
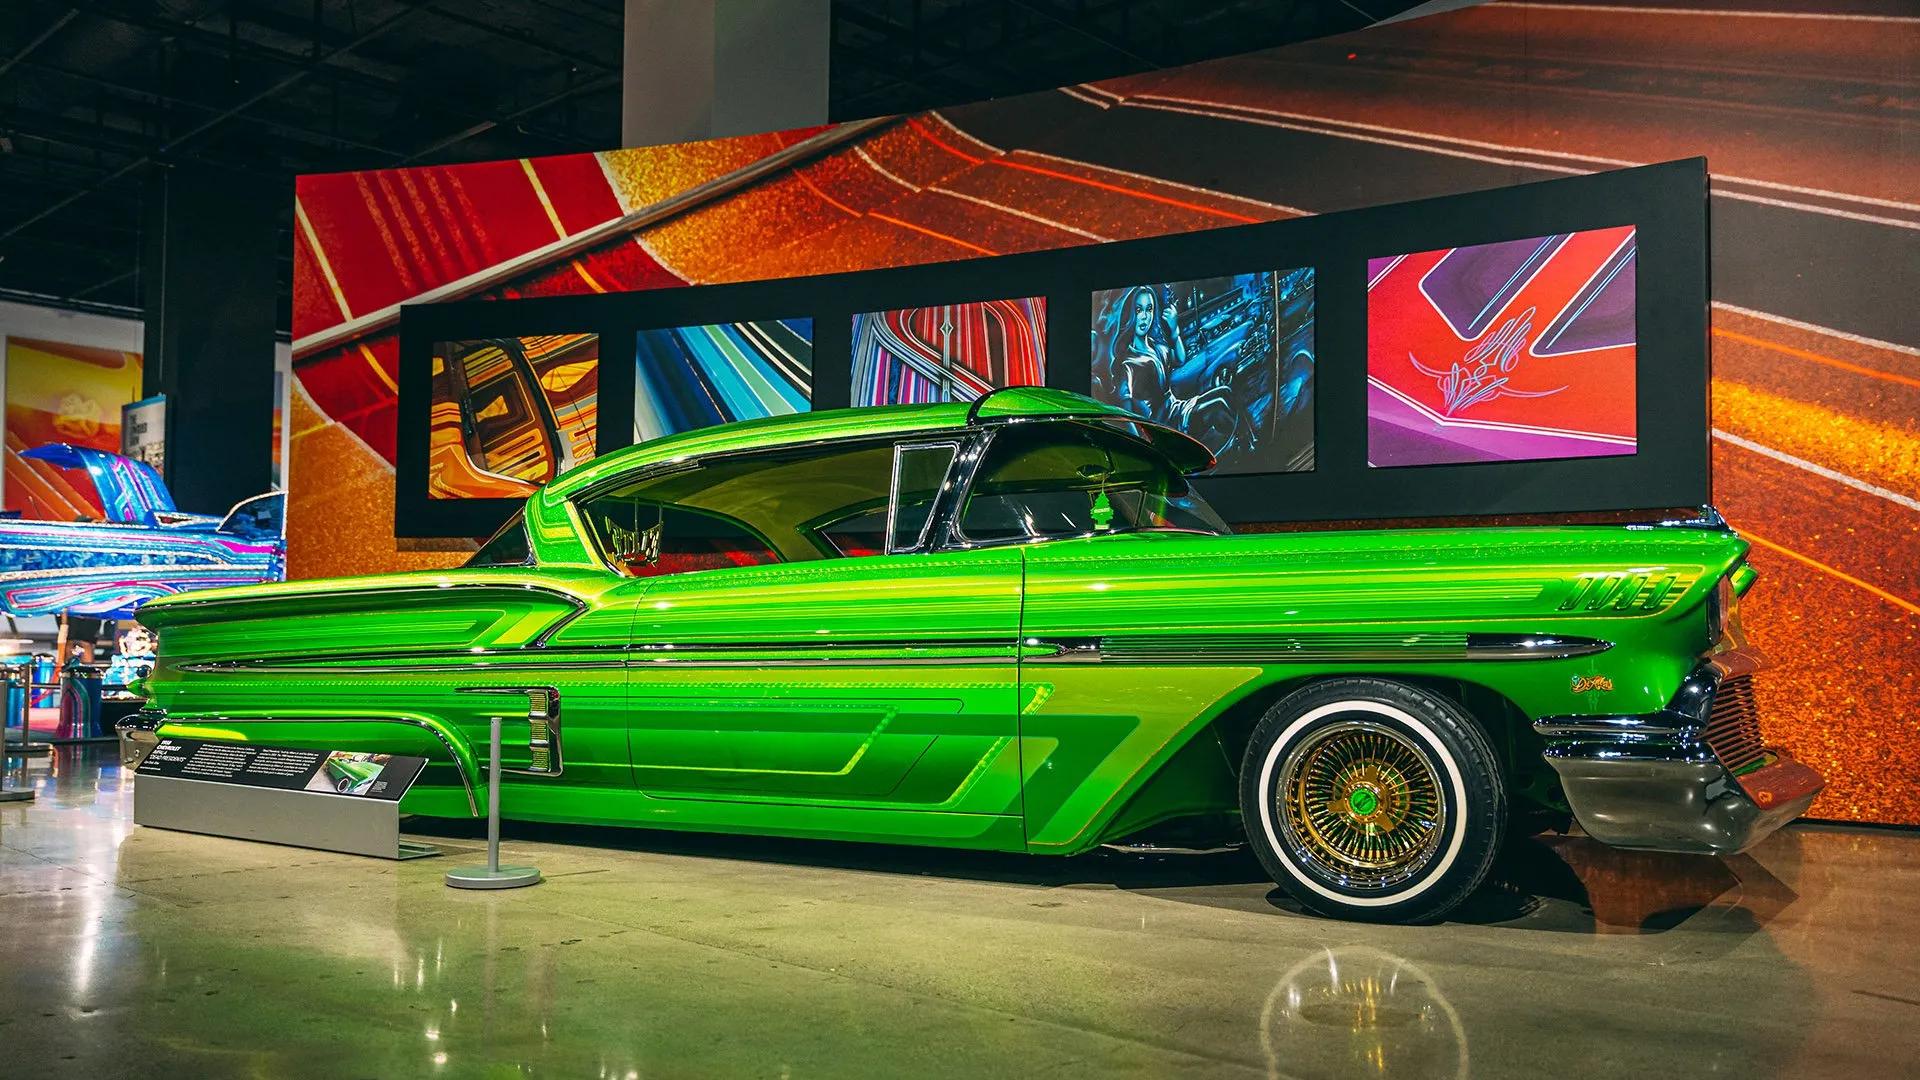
1015 528 1744 852
136 569 645 817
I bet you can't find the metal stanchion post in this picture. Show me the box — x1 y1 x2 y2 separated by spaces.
2 665 35 803
444 713 540 889
18 655 52 756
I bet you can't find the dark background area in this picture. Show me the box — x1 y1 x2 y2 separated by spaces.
0 0 1419 327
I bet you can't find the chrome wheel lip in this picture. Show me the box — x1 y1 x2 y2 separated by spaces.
1274 717 1447 893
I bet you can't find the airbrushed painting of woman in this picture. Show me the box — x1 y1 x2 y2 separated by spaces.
1093 272 1315 474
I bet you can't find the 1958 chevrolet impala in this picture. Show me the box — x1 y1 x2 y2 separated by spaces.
120 388 1823 922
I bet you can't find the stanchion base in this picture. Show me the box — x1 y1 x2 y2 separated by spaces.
444 865 542 889
0 788 34 802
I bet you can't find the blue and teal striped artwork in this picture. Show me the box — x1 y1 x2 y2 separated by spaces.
634 319 813 442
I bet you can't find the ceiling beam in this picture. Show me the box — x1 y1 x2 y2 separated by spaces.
12 58 407 158
0 7 80 81
403 70 621 163
0 284 144 319
1004 0 1163 69
418 5 620 74
0 2 428 244
72 4 606 155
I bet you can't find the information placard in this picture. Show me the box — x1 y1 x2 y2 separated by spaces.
136 738 427 800
133 738 439 859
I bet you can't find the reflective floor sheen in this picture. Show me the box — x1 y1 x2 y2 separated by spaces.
3 750 1917 1079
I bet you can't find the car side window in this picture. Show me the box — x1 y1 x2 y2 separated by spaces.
218 492 285 541
578 498 781 577
575 438 913 577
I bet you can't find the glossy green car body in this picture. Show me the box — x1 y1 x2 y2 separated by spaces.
126 389 1818 862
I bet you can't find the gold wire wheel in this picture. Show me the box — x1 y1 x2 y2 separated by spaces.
1277 720 1446 891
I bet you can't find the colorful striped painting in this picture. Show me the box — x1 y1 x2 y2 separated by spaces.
634 319 813 442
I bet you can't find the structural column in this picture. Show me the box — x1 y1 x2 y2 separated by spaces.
623 0 830 146
140 164 278 515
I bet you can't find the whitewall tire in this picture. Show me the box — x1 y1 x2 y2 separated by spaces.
1239 678 1506 923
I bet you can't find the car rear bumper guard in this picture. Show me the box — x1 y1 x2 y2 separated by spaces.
115 709 166 768
1533 647 1824 855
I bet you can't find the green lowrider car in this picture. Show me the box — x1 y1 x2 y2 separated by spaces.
321 754 386 794
120 388 1823 922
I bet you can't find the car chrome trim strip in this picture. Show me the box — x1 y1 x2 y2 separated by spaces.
178 631 1611 673
1025 632 1612 664
177 638 1033 673
1462 633 1614 659
1624 504 1732 532
178 655 629 674
153 580 590 625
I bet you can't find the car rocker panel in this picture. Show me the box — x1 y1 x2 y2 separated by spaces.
120 388 1822 922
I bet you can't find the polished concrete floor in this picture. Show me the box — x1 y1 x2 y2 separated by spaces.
3 747 1917 1079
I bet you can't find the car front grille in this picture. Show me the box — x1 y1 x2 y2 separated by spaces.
1704 674 1767 774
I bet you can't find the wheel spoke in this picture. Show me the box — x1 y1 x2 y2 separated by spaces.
1276 718 1447 892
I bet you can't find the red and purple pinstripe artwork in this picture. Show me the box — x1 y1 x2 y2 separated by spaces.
850 297 1048 406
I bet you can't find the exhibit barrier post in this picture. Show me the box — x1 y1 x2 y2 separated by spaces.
444 713 540 890
1 665 35 803
17 656 54 756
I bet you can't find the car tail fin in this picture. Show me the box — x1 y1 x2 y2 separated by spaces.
20 443 178 526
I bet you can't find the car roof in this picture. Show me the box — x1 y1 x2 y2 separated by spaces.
542 387 1212 501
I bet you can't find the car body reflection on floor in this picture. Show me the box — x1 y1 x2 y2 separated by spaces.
1 747 1910 1079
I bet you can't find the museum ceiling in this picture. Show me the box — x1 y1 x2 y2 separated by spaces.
0 0 1418 327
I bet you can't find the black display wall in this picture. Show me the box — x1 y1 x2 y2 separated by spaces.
396 158 1707 538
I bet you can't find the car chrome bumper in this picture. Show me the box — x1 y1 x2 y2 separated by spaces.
114 709 167 768
1533 648 1824 855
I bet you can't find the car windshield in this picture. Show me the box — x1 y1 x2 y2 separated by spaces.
217 492 285 540
959 421 1229 544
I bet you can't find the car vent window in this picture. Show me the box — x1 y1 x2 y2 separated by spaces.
887 442 959 553
465 511 532 567
218 492 285 541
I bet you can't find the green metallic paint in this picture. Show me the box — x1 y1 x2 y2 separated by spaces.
134 391 1748 858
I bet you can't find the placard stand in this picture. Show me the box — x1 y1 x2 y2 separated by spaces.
134 773 441 858
445 713 541 889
